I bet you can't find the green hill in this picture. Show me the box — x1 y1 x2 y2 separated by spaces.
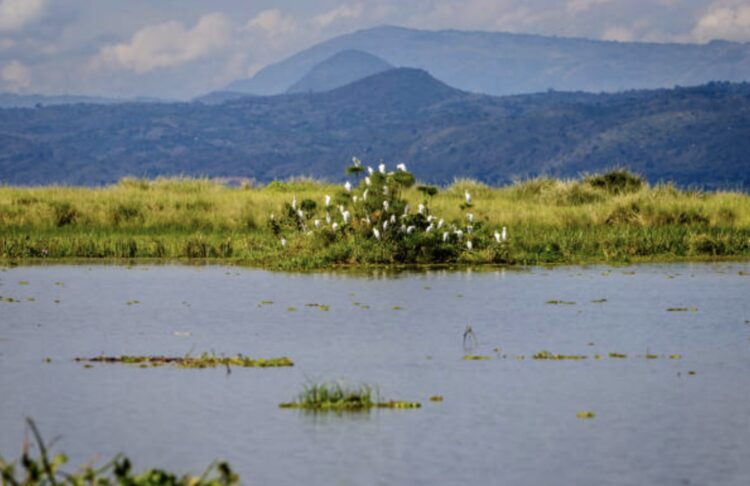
0 68 748 189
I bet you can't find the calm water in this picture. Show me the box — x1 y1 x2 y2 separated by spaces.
1 263 749 486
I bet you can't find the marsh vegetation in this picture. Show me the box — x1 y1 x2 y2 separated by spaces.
1 167 748 268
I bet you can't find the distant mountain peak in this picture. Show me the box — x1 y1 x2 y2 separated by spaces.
287 49 394 94
321 67 464 108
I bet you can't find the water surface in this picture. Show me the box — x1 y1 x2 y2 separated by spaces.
1 263 749 486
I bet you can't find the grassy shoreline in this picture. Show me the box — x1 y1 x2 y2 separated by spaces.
2 174 749 269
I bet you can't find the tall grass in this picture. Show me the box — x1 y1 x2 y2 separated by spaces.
1 173 748 268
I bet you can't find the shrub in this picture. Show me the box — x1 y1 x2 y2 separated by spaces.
584 169 644 194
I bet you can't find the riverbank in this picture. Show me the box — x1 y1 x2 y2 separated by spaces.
1 174 748 269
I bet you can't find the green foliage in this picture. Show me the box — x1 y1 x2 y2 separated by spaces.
271 161 510 265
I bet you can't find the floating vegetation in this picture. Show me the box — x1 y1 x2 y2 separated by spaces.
319 304 330 312
74 353 294 369
126 299 140 305
576 411 596 419
688 370 697 375
533 350 587 360
53 299 60 304
279 382 421 411
259 300 274 305
1 418 239 486
590 298 608 304
546 300 576 305
26 297 35 302
287 306 297 312
608 352 627 359
17 281 29 285
1 296 19 303
645 353 659 359
463 355 493 360
667 307 698 312
429 395 444 402
391 305 403 310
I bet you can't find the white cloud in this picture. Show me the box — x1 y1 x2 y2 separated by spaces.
566 0 615 14
242 9 297 35
602 26 635 42
0 0 46 33
2 59 31 90
311 4 364 28
692 1 750 42
92 12 231 73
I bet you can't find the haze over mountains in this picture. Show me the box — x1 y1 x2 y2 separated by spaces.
1 68 748 189
226 25 750 96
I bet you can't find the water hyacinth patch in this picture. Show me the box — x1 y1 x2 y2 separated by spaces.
269 158 512 264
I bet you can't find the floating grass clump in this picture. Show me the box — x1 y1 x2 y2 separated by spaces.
463 355 493 360
576 411 596 419
1 419 239 486
533 350 587 360
279 382 420 411
546 300 576 305
666 307 698 312
75 353 293 368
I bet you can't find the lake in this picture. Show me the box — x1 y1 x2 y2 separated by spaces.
1 263 749 486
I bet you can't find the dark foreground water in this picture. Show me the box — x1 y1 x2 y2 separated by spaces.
1 263 749 486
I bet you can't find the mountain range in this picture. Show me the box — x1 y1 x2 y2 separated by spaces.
226 25 750 96
1 68 748 189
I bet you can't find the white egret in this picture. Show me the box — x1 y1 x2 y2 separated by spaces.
342 211 350 224
280 238 287 247
390 214 396 224
403 204 410 215
297 209 304 219
467 225 473 233
353 196 359 203
314 219 321 228
464 190 472 205
352 156 361 167
383 221 388 231
367 166 374 175
291 196 297 210
344 181 352 192
325 212 332 225
467 240 473 250
418 204 425 215
467 213 474 223
396 163 407 171
442 231 449 242
437 218 444 229
426 223 434 233
373 228 381 240
455 229 464 240
325 195 331 207
502 226 508 241
383 200 389 212
494 231 501 243
365 176 371 186
332 222 339 231
407 226 416 235
379 163 386 174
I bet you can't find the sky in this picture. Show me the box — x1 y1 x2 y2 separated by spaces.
1 0 749 99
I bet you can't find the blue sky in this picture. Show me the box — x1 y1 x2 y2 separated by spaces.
1 0 748 98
